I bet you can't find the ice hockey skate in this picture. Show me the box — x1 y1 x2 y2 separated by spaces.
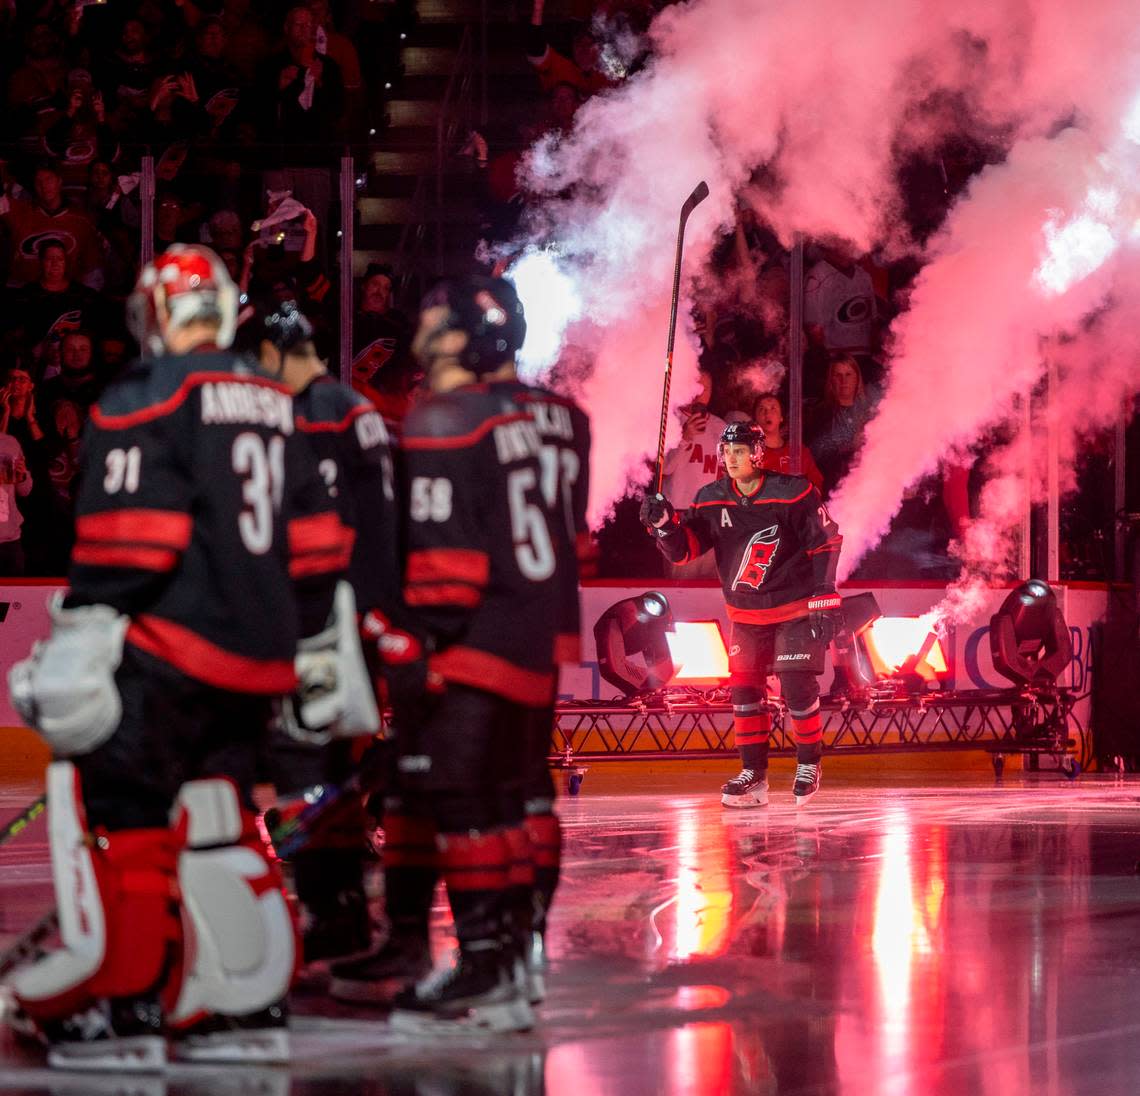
721 768 769 808
793 761 822 806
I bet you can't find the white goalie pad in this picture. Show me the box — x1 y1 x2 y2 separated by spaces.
292 580 380 742
8 594 128 757
7 763 106 1007
168 779 295 1024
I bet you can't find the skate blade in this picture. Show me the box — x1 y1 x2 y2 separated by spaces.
389 997 534 1036
794 788 819 807
47 1034 167 1073
526 969 546 1005
174 1027 290 1064
721 791 769 808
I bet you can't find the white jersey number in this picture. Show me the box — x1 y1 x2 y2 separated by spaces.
233 432 285 555
508 467 556 582
103 446 142 494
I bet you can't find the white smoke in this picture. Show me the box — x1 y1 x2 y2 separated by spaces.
509 0 1140 574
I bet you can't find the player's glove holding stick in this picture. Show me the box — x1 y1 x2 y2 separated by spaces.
639 492 676 532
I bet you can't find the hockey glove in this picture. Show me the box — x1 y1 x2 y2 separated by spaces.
292 581 382 742
639 492 675 531
361 609 444 715
8 594 128 756
807 591 843 647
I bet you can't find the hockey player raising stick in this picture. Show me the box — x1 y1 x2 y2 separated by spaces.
640 420 842 807
5 246 353 1070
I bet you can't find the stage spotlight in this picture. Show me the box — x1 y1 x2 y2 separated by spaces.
594 591 676 697
830 593 950 692
665 620 730 686
989 580 1072 686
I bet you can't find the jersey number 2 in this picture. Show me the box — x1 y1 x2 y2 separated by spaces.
233 433 285 554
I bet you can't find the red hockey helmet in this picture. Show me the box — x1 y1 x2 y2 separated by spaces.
128 244 238 356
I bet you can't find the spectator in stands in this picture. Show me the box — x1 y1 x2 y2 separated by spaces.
660 368 724 578
751 393 824 492
9 239 103 379
43 71 120 192
527 0 617 97
803 236 888 364
7 21 68 123
1 161 103 288
0 422 32 577
351 262 414 422
221 0 271 85
41 396 84 574
307 0 363 126
39 330 101 418
97 17 160 133
188 16 244 141
806 354 880 495
255 5 346 155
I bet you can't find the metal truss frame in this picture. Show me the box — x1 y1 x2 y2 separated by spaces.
552 686 1081 764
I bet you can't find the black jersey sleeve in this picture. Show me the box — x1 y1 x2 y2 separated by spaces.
401 400 492 645
284 427 351 636
792 486 843 592
67 387 195 615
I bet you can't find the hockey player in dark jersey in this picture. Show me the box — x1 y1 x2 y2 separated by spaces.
250 300 399 964
5 247 352 1070
640 420 842 807
333 276 564 1033
496 330 591 1005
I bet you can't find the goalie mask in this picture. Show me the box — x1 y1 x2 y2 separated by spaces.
418 276 526 375
717 421 765 468
128 245 238 356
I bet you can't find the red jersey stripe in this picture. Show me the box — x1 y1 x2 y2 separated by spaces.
76 509 193 550
429 646 554 706
726 598 812 625
289 547 352 578
126 614 296 693
72 543 180 572
91 371 291 430
405 583 482 608
297 403 373 434
407 548 490 588
288 512 354 556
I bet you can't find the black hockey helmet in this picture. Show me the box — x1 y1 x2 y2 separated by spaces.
717 420 765 466
260 299 314 354
419 276 526 374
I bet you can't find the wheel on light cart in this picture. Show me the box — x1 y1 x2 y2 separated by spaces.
568 772 584 797
1061 756 1080 781
992 753 1005 779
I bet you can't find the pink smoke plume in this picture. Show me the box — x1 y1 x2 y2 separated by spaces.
507 0 1140 551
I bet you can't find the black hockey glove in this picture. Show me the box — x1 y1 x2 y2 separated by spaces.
807 591 843 646
639 492 675 531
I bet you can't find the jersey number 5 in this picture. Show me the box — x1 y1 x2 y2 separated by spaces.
233 432 285 555
508 467 555 582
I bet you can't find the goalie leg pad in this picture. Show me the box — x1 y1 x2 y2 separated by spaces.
168 778 298 1026
10 762 180 1022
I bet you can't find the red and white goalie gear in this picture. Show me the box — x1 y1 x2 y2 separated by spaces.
167 778 298 1046
127 245 238 357
292 580 381 741
10 763 180 1027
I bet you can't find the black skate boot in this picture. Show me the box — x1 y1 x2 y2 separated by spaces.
40 994 167 1072
388 942 533 1035
720 768 769 809
328 932 432 1004
172 999 290 1063
793 761 822 806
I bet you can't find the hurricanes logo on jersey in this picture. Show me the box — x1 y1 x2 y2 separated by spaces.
732 525 780 590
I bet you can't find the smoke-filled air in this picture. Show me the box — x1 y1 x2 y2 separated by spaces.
505 0 1140 618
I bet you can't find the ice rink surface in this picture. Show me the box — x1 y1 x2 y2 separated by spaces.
2 767 1140 1095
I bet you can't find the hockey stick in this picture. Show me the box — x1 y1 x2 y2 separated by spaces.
0 795 45 850
0 909 57 983
653 180 710 495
